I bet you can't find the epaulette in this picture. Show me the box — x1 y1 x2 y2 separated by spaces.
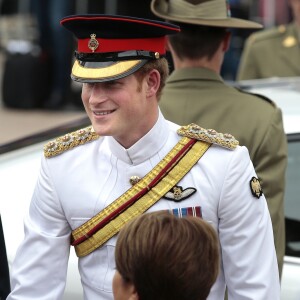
177 124 239 150
248 25 286 44
44 126 100 158
235 87 275 107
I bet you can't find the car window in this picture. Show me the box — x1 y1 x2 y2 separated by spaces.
285 134 300 257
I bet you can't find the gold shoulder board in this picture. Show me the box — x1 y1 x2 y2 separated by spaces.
44 126 100 158
177 123 239 150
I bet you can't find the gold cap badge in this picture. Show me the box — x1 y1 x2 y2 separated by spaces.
88 33 99 52
278 25 286 33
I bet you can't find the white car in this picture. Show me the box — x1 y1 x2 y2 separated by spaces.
1 78 300 299
0 124 85 299
237 77 300 300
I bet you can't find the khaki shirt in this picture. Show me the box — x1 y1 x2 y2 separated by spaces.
237 23 300 80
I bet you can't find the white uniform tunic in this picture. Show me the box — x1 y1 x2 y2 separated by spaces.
8 112 280 299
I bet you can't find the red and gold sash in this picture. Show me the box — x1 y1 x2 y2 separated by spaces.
71 137 211 257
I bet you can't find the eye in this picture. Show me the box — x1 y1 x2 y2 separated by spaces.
104 80 123 89
84 82 96 88
107 80 121 86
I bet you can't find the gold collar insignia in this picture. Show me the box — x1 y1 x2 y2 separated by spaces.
283 36 297 48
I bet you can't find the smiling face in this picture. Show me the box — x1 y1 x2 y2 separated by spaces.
81 69 160 148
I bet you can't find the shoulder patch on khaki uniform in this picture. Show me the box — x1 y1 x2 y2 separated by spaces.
177 124 239 150
44 126 100 158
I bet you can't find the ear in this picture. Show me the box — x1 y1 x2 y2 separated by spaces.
166 36 171 51
128 284 139 300
222 31 232 52
146 69 160 99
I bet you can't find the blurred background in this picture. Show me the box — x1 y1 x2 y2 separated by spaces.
0 0 294 144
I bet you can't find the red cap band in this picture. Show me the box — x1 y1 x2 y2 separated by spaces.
78 36 166 54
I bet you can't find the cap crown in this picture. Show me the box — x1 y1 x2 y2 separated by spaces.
60 14 180 83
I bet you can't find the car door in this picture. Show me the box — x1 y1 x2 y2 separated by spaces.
281 132 300 300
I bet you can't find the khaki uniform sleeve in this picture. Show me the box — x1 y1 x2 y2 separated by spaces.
237 35 260 80
254 107 287 277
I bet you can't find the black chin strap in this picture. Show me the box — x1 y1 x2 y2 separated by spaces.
74 50 163 62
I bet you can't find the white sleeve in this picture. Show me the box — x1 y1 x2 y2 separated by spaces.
7 157 71 300
218 146 280 300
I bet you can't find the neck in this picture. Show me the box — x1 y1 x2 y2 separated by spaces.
171 46 225 74
115 106 159 149
168 34 229 74
173 57 221 73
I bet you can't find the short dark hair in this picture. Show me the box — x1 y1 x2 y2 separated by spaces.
115 211 220 300
168 22 227 60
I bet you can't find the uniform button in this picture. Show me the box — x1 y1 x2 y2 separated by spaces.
129 176 141 186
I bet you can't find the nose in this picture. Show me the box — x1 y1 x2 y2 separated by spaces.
87 83 109 105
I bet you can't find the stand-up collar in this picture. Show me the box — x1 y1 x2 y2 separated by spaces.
107 110 169 165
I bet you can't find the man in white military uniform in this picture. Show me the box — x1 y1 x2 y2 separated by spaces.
7 14 280 300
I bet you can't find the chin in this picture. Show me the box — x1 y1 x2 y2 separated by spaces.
92 124 112 137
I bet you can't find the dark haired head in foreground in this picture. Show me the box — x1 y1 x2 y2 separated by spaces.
114 211 220 300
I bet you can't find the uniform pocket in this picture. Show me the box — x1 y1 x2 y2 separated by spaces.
71 216 117 293
88 236 117 292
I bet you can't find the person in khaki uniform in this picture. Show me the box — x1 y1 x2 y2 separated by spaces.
151 0 287 277
237 0 300 80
